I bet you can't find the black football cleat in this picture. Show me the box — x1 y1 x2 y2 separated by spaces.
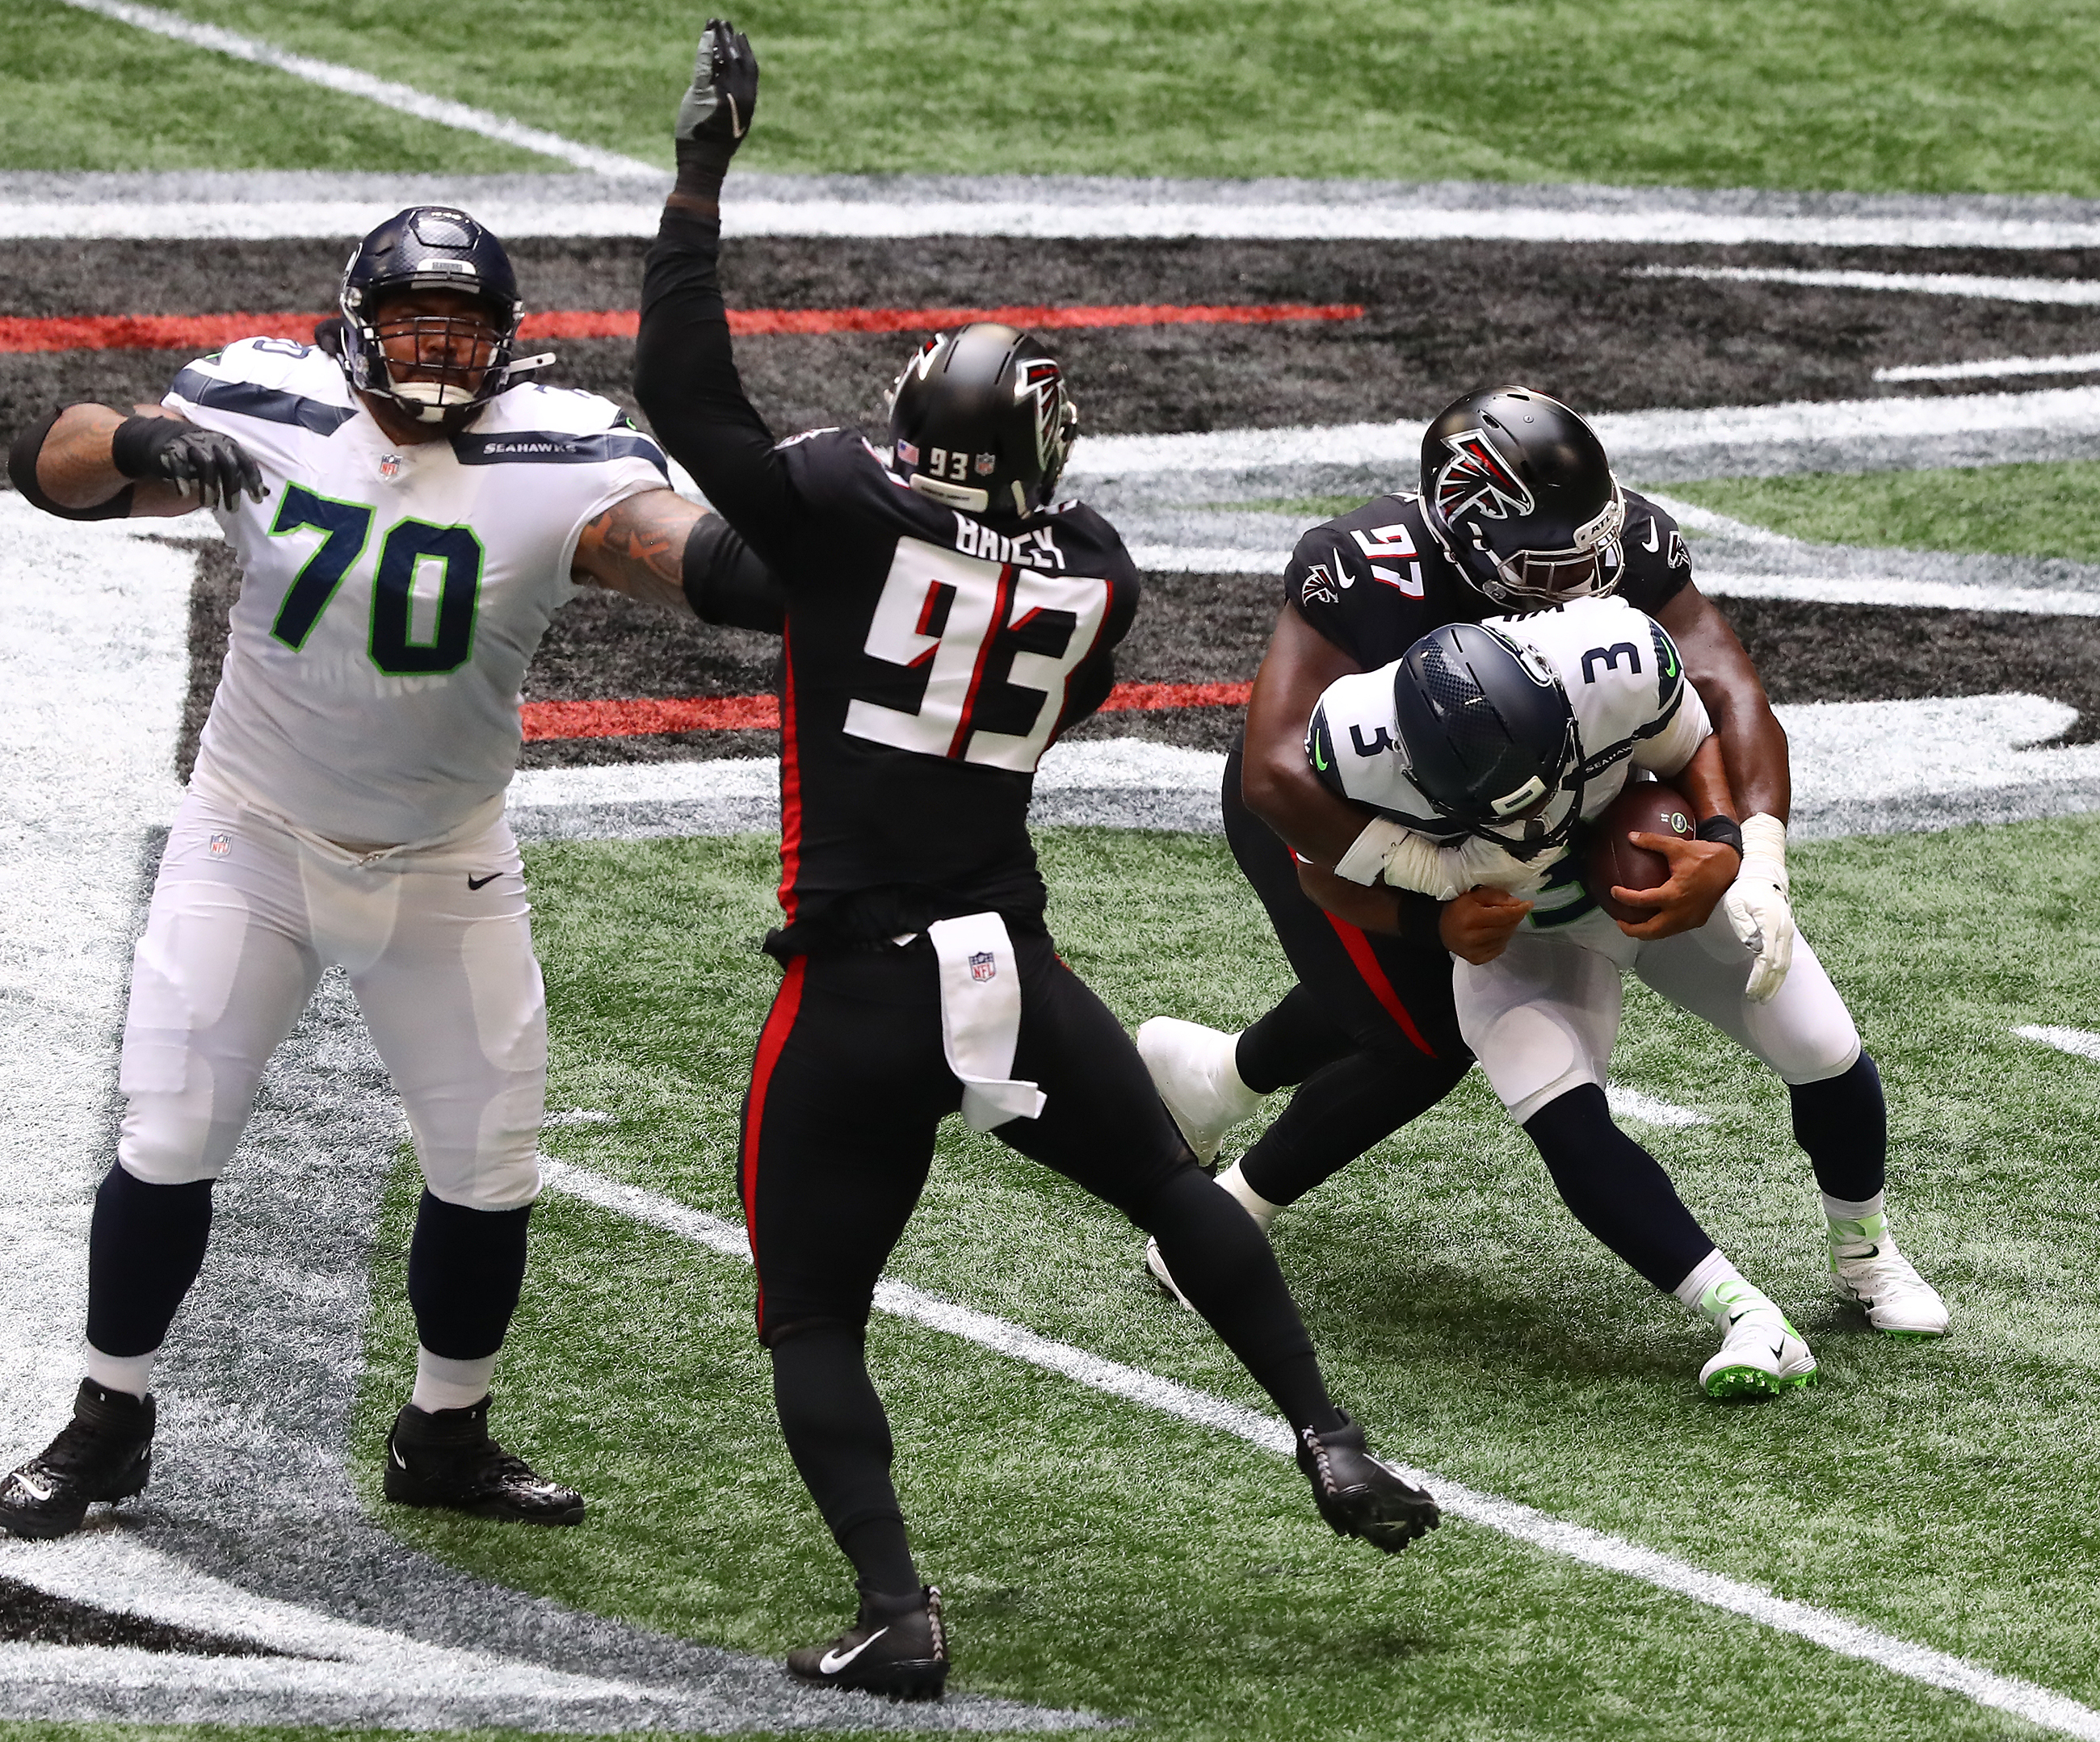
382 1396 585 1525
787 1585 948 1701
0 1379 155 1540
1296 1411 1440 1553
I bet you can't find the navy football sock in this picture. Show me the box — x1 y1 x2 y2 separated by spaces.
85 1165 215 1359
1790 1052 1888 1204
1239 1047 1468 1208
406 1190 531 1362
1522 1086 1717 1293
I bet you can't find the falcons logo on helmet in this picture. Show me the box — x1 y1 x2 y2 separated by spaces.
1434 429 1535 523
1015 358 1065 468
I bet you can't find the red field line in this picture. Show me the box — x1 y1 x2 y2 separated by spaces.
519 680 1254 742
0 304 1361 355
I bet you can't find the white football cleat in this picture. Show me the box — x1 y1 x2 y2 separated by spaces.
1831 1237 1949 1338
1144 1236 1195 1310
1136 1017 1266 1166
1699 1287 1818 1400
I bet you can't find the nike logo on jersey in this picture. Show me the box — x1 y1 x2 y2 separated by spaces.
819 1626 890 1674
467 873 501 890
1642 518 1661 552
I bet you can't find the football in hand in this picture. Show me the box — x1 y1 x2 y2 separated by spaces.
1583 779 1695 923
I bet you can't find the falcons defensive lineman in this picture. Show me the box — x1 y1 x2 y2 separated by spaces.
1140 390 1947 1374
1 204 777 1538
1298 595 1893 1392
633 21 1438 1699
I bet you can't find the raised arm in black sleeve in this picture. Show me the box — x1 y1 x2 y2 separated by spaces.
681 508 783 633
635 208 800 570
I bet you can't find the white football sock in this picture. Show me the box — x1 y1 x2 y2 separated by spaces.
1215 1161 1283 1231
1822 1190 1888 1253
410 1346 497 1414
84 1344 157 1401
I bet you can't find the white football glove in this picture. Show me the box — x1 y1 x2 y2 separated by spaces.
1721 812 1794 1002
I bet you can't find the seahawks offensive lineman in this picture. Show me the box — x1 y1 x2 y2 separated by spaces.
1140 390 1947 1376
1303 594 1930 1393
0 205 777 1537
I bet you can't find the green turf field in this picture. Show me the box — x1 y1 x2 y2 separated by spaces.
329 818 2100 1740
1670 461 2100 565
10 0 2100 192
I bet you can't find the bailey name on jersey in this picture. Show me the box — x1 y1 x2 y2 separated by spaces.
165 336 668 848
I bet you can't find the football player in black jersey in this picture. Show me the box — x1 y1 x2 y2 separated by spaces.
1137 386 1948 1367
633 21 1438 1701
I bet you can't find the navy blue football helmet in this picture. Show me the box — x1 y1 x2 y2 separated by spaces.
885 323 1078 518
1392 621 1579 832
337 206 544 424
1420 385 1625 609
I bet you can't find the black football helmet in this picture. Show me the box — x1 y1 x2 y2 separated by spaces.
885 323 1078 518
1392 621 1580 833
337 206 544 425
1420 385 1625 609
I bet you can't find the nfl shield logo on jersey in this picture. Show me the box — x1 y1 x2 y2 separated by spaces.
378 453 403 481
208 833 231 858
969 951 997 983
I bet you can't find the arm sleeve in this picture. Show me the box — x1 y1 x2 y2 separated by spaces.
682 510 785 632
8 407 135 522
635 207 800 570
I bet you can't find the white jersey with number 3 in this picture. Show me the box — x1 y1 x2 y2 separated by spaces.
165 338 667 846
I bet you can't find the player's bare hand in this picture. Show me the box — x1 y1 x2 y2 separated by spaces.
1611 833 1740 939
676 19 758 151
111 417 267 510
1441 885 1532 964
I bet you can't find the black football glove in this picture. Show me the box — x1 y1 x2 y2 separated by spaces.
109 417 267 510
673 19 758 189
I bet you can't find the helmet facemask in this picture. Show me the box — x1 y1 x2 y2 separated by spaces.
355 292 510 424
1455 482 1628 610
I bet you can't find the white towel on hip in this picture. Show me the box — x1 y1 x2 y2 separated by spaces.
926 913 1047 1131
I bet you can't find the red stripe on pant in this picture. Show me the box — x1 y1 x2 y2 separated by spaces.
741 955 808 1334
1320 912 1438 1058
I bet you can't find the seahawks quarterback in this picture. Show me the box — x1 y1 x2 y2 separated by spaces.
1138 388 1947 1379
0 204 777 1538
1297 596 1905 1393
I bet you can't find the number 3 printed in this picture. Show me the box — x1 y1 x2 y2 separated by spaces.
845 537 1110 773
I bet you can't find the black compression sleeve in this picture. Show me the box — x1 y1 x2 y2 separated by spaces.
682 511 785 632
635 207 800 568
8 407 135 522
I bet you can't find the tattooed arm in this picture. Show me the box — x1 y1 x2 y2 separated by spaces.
570 486 784 631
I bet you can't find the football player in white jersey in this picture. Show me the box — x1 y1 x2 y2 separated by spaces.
0 204 779 1538
1300 594 1949 1396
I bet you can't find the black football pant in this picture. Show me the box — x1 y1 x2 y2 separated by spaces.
742 929 1342 1594
1221 741 1472 1207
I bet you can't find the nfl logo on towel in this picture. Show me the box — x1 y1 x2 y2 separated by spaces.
968 951 997 983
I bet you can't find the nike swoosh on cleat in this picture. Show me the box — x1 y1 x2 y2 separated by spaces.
10 1473 54 1503
1770 1344 1788 1361
819 1625 890 1674
391 1446 409 1471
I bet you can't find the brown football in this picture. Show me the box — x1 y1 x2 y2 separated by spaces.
1582 779 1696 924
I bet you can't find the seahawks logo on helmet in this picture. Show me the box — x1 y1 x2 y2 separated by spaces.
1433 429 1535 525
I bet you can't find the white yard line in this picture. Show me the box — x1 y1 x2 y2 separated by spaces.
1070 384 2100 477
1633 265 2100 304
2014 1025 2100 1064
1875 351 2100 384
541 1159 2100 1742
50 0 660 179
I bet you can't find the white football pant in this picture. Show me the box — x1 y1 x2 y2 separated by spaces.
116 791 545 1208
1455 904 1861 1125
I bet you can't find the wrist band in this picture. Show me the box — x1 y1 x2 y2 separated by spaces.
1695 816 1744 854
1332 816 1409 886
